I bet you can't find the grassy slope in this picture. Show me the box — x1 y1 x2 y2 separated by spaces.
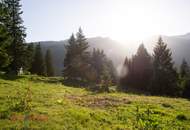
0 75 190 130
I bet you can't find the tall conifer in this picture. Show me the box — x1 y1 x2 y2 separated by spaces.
0 1 11 70
76 27 90 81
132 44 152 91
151 37 178 96
31 43 46 76
180 59 190 78
45 49 54 77
3 0 27 74
63 34 79 80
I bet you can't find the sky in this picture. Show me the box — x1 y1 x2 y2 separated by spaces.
21 0 190 42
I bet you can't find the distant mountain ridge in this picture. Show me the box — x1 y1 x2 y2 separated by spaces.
33 33 190 76
144 34 190 67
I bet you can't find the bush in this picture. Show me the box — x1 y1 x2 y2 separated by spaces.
162 103 173 108
0 110 10 119
176 114 188 121
108 86 117 93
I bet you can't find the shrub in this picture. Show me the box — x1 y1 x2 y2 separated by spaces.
176 114 188 121
162 103 173 108
0 110 10 119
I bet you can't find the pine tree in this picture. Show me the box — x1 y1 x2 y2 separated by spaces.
120 44 152 92
132 44 152 91
119 56 133 90
0 1 11 70
76 27 89 55
0 25 11 70
91 48 106 83
45 49 54 77
76 27 90 81
24 43 35 72
3 0 27 74
0 0 7 21
63 33 79 80
0 0 9 23
151 37 178 96
179 59 190 98
182 79 190 98
31 43 46 76
90 48 115 91
63 28 114 88
106 59 117 84
180 59 190 78
100 65 112 92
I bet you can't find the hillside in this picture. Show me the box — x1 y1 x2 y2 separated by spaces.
0 75 190 129
36 33 190 76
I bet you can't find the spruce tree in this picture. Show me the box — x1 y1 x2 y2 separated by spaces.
24 43 35 72
0 0 7 21
0 1 11 70
3 0 27 74
45 49 54 77
132 44 152 91
0 25 11 70
91 48 106 83
100 65 112 92
179 59 190 98
182 79 190 98
63 34 79 80
90 48 115 90
76 27 89 55
31 43 46 76
180 59 190 78
119 56 136 91
151 37 178 96
76 27 90 81
106 59 117 84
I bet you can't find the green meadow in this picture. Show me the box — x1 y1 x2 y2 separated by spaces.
0 75 190 130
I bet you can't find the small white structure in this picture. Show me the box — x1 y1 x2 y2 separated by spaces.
18 67 24 75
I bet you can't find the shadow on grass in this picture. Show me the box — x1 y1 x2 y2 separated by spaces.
62 79 89 88
29 76 63 84
118 85 151 96
0 74 25 81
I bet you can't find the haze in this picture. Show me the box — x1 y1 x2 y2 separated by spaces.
22 0 190 42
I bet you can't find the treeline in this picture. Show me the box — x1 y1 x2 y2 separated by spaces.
120 37 190 98
63 28 116 91
0 0 54 76
30 43 55 77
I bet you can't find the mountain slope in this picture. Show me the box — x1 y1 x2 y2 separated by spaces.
35 33 190 76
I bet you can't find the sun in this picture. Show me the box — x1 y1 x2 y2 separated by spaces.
108 1 160 42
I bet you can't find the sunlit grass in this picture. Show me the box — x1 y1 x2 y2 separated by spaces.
0 75 190 129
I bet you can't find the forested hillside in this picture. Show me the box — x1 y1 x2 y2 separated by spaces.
34 34 190 76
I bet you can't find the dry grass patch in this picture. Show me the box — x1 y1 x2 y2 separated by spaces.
10 113 48 122
65 94 131 108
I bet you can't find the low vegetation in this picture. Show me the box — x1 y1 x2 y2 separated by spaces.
0 75 190 129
